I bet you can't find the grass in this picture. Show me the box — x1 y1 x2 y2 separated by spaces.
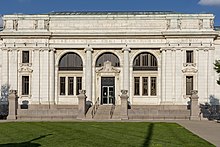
0 122 214 147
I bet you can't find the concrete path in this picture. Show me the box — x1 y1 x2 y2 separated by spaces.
177 120 220 147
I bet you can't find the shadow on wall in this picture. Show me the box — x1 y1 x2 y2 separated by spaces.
200 95 220 120
0 134 52 147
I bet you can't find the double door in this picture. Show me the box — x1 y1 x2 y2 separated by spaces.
101 77 115 104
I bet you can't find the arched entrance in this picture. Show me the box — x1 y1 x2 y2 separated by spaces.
95 52 120 105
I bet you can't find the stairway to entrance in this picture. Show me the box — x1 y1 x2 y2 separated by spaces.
93 105 113 120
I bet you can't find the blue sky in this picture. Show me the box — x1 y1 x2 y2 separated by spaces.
0 0 220 26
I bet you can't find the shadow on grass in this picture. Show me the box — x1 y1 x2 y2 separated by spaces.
0 134 52 147
142 123 154 147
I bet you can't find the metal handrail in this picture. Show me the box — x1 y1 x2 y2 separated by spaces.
91 97 99 118
110 104 115 119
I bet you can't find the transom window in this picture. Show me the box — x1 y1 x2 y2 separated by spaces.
59 53 83 71
133 52 158 71
96 52 120 67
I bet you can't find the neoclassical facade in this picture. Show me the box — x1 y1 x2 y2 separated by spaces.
0 12 220 108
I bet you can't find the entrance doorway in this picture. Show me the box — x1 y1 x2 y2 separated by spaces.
101 77 115 104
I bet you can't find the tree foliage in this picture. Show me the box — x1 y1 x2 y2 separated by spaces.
214 60 220 85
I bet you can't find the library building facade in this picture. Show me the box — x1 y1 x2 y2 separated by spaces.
0 11 220 119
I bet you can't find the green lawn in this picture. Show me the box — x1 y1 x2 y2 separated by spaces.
0 122 214 147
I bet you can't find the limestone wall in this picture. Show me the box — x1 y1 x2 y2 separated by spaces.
0 12 219 106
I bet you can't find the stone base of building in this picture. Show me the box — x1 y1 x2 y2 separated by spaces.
16 104 191 120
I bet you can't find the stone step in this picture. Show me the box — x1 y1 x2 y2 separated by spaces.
94 105 113 120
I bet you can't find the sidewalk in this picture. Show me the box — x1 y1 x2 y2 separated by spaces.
177 120 220 147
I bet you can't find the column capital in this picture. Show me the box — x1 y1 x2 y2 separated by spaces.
84 47 93 52
160 48 167 52
122 47 131 52
49 48 56 52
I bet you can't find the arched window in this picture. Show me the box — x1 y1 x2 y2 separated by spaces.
133 52 157 71
96 52 120 67
59 53 83 71
133 52 158 96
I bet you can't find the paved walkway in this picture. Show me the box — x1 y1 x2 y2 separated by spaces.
177 120 220 147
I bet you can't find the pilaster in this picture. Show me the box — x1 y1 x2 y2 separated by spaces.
122 47 131 96
32 49 40 104
9 49 18 90
49 49 55 105
1 49 9 85
85 47 93 101
161 48 166 103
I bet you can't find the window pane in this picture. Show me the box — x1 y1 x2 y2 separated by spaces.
60 77 65 95
186 51 193 63
134 77 140 95
59 53 83 71
133 52 158 71
68 77 74 95
76 77 82 95
150 77 157 96
22 76 29 95
22 51 29 63
186 76 193 95
142 77 148 95
96 53 120 67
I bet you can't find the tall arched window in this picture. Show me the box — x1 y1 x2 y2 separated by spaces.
133 52 158 96
133 52 157 71
59 53 83 71
96 52 120 67
58 52 83 96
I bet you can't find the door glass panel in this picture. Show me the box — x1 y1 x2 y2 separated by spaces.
102 87 108 104
109 87 114 104
101 77 115 104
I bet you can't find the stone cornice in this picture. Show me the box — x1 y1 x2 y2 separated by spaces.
162 31 218 39
160 47 215 51
0 31 51 39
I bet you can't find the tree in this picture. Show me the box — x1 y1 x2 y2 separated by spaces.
214 60 220 85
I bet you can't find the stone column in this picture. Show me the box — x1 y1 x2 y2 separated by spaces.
161 49 166 103
85 47 93 101
49 49 55 106
122 47 131 95
77 90 87 119
190 90 200 120
7 90 18 120
120 90 129 120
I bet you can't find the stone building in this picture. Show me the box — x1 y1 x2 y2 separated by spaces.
0 11 220 119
